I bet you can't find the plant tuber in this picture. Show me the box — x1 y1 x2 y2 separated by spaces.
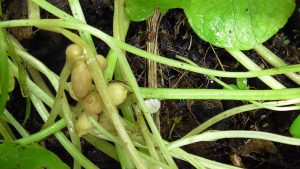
71 61 92 99
83 91 103 115
65 44 83 63
75 113 97 137
108 82 128 106
96 54 108 71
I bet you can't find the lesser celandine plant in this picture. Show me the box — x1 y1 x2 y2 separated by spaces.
0 0 300 169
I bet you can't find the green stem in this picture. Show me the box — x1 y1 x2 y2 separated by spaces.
167 130 300 150
227 49 285 89
43 64 70 128
17 119 65 145
138 152 173 169
171 148 241 169
134 105 160 161
31 0 77 21
169 149 206 169
140 87 300 100
0 121 14 141
104 0 130 81
116 145 135 169
255 44 300 85
28 0 40 19
27 65 54 98
3 110 30 137
67 0 96 53
119 100 136 123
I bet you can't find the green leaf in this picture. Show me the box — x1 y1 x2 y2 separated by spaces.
0 142 70 169
290 115 300 138
125 0 156 21
236 78 248 89
184 0 295 50
125 0 188 21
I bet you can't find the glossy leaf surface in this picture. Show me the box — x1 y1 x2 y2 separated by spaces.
125 0 295 50
184 0 295 50
0 142 69 169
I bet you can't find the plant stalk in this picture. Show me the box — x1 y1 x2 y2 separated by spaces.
140 87 300 100
254 44 300 85
227 49 285 89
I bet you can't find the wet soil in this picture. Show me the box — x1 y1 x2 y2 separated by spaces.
2 0 300 168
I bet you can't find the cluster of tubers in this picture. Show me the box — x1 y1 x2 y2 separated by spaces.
65 44 128 137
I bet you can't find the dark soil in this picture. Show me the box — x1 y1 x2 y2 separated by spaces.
2 0 300 169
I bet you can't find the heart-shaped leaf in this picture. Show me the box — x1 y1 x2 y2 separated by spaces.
184 0 295 50
125 0 295 50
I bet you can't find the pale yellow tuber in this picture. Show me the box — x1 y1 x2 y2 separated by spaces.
65 44 83 63
71 61 92 99
108 82 128 106
83 91 103 115
98 113 115 133
96 54 108 71
75 113 98 137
